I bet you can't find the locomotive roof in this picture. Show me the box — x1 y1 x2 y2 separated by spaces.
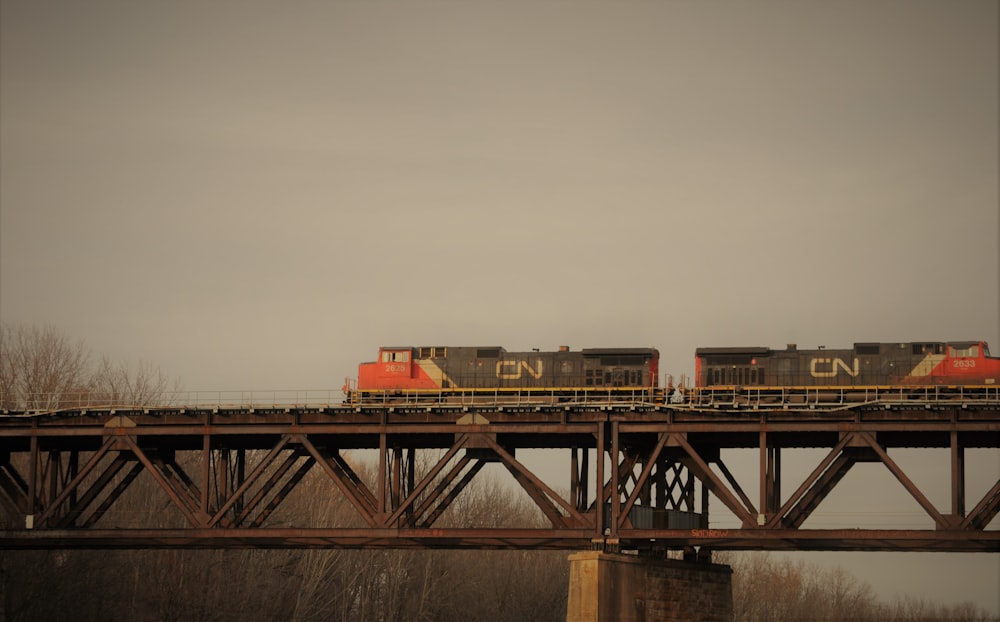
379 346 507 351
380 346 660 355
581 347 659 356
696 341 986 355
695 347 771 355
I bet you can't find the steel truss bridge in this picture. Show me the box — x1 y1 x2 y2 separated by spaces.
0 392 998 553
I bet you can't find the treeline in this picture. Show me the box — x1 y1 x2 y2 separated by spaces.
728 553 997 622
3 487 995 621
1 469 571 622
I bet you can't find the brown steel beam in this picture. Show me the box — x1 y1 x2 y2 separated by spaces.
248 456 316 529
79 460 143 528
0 408 996 553
201 433 210 515
1 527 996 552
951 430 965 518
962 478 1000 530
298 435 378 526
618 432 669 528
759 430 767 524
7 410 994 435
670 434 757 527
406 453 473 527
570 446 580 510
484 435 586 528
653 452 666 509
765 431 856 528
659 461 691 511
235 449 245 512
405 447 415 517
711 455 757 521
210 435 292 527
216 448 230 512
385 436 468 527
121 435 211 527
232 451 310 528
27 433 38 521
595 422 605 536
391 446 402 509
782 453 856 529
610 420 620 535
417 457 486 528
33 437 116 527
856 431 950 528
0 456 30 518
149 452 209 524
377 432 387 515
764 442 780 518
590 449 640 514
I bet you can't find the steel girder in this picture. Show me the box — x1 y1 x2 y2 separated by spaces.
0 404 997 552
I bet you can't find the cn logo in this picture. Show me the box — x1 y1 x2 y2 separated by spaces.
810 357 860 378
496 360 544 380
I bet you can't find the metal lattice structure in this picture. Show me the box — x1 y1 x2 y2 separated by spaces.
0 397 998 553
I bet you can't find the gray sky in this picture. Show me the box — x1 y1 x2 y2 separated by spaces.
2 0 998 613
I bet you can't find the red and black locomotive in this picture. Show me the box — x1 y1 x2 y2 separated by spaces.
351 345 659 401
347 340 999 404
695 341 1000 387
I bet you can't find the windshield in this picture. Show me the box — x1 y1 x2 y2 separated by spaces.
951 345 980 358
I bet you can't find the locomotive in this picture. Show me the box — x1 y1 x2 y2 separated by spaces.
349 345 659 402
695 340 1000 387
347 340 999 404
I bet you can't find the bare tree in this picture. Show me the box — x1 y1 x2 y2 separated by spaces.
0 323 89 410
0 323 181 411
89 355 180 407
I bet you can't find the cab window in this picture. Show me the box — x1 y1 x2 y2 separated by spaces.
950 345 979 358
381 351 410 363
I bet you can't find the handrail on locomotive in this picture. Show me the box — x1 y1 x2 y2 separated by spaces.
340 380 1000 409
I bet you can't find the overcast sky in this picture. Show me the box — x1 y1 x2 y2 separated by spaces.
2 0 997 613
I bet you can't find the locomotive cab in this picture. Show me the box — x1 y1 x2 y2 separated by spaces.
943 341 1000 385
357 347 417 390
356 346 458 393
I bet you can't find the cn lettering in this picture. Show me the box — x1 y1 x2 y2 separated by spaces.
496 359 544 380
809 357 859 378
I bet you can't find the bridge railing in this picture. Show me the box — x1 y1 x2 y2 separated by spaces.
344 386 663 408
0 390 344 414
5 384 1000 416
684 384 1000 408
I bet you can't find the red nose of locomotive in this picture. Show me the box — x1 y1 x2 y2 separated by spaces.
938 341 1000 385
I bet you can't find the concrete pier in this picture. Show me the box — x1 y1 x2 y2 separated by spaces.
566 552 733 622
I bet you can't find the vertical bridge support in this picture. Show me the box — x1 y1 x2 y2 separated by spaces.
566 552 733 622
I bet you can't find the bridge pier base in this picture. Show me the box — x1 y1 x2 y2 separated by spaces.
565 552 733 622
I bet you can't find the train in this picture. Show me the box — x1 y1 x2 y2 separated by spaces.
345 341 1000 404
